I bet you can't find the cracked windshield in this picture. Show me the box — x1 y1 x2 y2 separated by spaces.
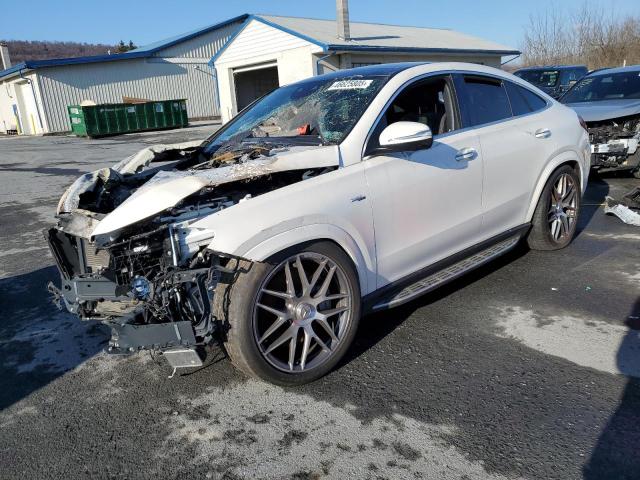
203 76 386 154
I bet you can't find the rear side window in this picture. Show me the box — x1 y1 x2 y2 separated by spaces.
561 68 586 84
505 81 547 116
461 76 512 127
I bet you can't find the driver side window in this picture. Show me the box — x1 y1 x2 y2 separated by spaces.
367 75 459 153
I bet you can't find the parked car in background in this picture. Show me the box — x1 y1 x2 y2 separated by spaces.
514 65 588 99
47 63 590 385
561 65 640 178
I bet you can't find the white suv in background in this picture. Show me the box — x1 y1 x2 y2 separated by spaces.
48 63 591 385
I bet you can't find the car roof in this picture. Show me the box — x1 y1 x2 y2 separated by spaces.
314 62 427 79
303 61 522 81
586 64 640 77
515 65 587 72
290 62 540 94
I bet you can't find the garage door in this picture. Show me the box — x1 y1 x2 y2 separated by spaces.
234 64 279 111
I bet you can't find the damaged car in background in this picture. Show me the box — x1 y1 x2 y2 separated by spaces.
47 63 590 385
561 65 640 178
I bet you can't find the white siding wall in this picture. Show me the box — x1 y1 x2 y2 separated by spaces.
36 58 220 133
155 21 240 59
0 72 47 134
215 20 323 122
0 81 17 132
216 20 314 64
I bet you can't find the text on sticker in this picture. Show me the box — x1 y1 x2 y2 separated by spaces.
327 80 373 91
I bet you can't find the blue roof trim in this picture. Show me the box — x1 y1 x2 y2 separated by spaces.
326 44 521 55
0 62 28 79
209 14 328 66
252 15 328 50
130 14 249 54
0 14 249 81
0 51 151 80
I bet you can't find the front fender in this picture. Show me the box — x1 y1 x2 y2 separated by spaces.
202 217 375 295
239 223 374 295
525 146 589 222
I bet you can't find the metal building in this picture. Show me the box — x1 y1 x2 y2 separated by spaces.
0 8 520 135
212 14 520 122
0 15 247 134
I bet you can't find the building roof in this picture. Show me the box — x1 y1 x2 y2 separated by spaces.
255 14 519 55
0 14 248 81
0 12 519 81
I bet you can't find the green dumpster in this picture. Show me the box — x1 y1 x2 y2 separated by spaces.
68 99 188 137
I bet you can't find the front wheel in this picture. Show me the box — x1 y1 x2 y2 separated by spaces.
213 241 361 386
527 165 581 250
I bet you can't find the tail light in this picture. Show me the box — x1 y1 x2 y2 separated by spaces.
578 115 588 132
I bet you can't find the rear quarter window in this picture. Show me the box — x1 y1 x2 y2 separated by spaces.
505 81 548 116
461 76 512 127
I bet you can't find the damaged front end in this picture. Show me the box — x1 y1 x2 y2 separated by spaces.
46 140 337 369
45 217 222 358
587 114 640 173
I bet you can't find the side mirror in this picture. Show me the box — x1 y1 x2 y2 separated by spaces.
378 121 433 153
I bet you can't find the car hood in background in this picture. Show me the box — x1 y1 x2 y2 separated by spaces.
564 99 640 122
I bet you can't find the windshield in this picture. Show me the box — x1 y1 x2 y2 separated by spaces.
515 70 560 88
561 71 640 103
203 76 387 155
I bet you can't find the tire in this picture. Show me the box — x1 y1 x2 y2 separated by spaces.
527 165 581 250
632 168 640 179
212 241 361 386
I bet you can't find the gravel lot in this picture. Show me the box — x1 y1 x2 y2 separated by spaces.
0 126 639 480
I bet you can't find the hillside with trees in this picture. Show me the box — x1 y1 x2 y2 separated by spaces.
0 39 138 64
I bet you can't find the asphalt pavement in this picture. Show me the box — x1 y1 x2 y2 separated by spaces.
0 126 639 480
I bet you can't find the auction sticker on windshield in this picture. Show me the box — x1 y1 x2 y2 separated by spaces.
327 79 374 90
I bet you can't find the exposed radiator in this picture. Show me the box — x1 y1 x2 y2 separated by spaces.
81 239 110 273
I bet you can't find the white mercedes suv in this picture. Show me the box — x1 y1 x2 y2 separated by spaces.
47 63 590 384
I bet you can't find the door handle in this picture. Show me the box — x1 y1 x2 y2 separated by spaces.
455 147 478 162
534 128 551 139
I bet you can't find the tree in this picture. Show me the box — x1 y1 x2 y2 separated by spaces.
115 40 137 53
520 3 640 69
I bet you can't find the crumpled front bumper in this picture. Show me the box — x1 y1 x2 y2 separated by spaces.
590 136 640 170
45 227 201 357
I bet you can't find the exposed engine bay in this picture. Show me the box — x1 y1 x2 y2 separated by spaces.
46 140 338 367
586 115 640 173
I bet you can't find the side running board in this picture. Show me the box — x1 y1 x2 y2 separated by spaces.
372 235 520 311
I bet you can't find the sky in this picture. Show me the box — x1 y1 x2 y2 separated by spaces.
0 0 638 50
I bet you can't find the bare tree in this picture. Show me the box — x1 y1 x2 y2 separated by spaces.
520 2 640 69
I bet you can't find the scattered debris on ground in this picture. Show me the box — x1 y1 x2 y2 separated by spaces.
604 186 640 226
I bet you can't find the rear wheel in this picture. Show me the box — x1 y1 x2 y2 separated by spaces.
527 165 581 250
213 241 361 385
